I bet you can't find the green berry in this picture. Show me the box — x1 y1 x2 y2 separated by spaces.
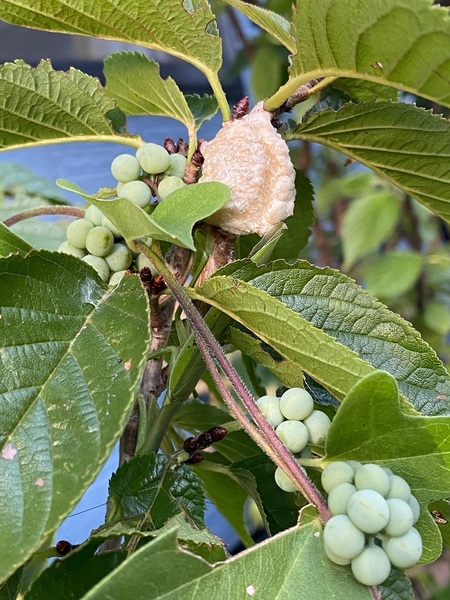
321 461 355 493
408 495 420 524
105 243 132 272
165 153 187 178
323 515 365 560
385 498 414 537
85 205 103 226
82 255 109 282
101 215 122 238
66 218 94 249
328 482 357 515
136 143 170 174
135 253 158 276
85 226 114 257
383 527 422 568
347 489 390 534
274 466 298 493
119 180 152 208
351 546 391 586
279 388 314 421
58 241 86 259
111 154 141 182
275 420 309 453
108 270 128 287
354 463 390 496
387 475 411 502
256 395 284 429
158 175 185 200
324 543 351 566
303 409 331 446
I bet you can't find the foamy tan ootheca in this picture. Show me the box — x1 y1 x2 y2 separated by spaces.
199 101 296 236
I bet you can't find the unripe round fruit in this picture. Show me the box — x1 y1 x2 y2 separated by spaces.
82 255 109 282
346 460 362 472
383 527 422 568
324 543 351 566
111 153 141 183
158 175 185 200
136 143 170 174
303 410 331 446
354 463 390 496
101 215 122 238
119 180 152 208
165 153 187 178
135 253 158 276
347 489 390 533
85 205 103 226
408 495 420 525
85 226 114 257
385 498 414 537
105 243 132 272
108 270 127 287
66 218 94 249
274 466 297 493
351 546 391 586
58 241 86 259
275 420 309 454
387 475 411 502
279 388 314 421
323 515 365 560
256 395 284 429
321 461 355 493
328 482 357 515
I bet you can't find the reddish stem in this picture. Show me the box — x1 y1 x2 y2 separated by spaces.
3 206 84 227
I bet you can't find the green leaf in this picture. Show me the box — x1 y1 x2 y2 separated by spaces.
80 522 372 600
195 461 254 547
341 191 402 269
108 453 205 527
57 179 231 251
0 222 33 257
171 399 230 433
232 455 299 535
0 162 68 204
423 300 450 336
227 327 305 388
364 251 424 299
251 43 284 102
104 52 195 138
285 101 450 223
220 0 296 52
0 0 224 103
207 259 450 415
326 370 450 563
378 568 414 600
185 94 219 130
332 78 399 102
266 0 450 110
0 251 149 583
0 60 129 151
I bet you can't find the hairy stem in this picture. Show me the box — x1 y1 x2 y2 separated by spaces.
3 206 84 227
135 240 331 523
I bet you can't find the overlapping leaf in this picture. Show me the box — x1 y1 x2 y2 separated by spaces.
0 222 32 257
326 371 450 563
57 179 231 251
266 0 450 110
0 60 130 151
104 52 195 131
0 251 150 583
198 259 450 415
80 523 372 600
221 0 295 52
0 0 223 91
286 101 450 224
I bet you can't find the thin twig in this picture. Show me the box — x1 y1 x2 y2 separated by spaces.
3 206 84 227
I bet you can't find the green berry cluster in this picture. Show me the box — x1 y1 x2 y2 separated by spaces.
112 143 186 204
256 388 331 493
59 142 187 283
322 461 422 586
